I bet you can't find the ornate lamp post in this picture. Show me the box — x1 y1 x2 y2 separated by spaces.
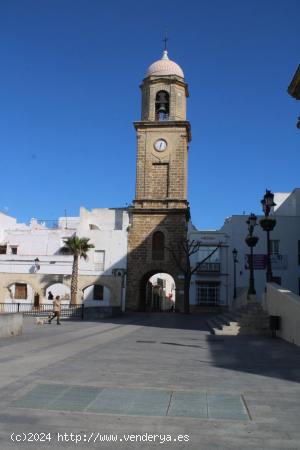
232 248 238 299
259 189 276 282
245 214 259 297
34 257 40 272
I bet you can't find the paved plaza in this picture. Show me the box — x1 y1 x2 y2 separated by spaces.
0 313 300 449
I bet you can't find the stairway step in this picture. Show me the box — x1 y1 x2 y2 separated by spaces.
205 319 216 335
206 315 241 336
222 312 239 323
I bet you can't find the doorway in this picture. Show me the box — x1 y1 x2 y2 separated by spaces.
139 272 176 312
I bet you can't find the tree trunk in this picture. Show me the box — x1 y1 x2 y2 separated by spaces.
70 254 79 305
184 276 191 314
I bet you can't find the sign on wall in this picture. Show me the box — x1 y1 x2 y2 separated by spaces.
244 254 288 270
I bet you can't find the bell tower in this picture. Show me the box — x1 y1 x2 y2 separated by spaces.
126 50 191 311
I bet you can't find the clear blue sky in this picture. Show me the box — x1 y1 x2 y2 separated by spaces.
0 0 299 229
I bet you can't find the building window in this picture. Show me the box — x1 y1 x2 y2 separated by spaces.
198 246 220 272
298 241 300 265
93 285 104 300
14 283 27 299
10 246 18 255
155 91 169 121
152 231 165 260
196 282 220 305
270 240 280 255
0 245 7 254
94 250 105 271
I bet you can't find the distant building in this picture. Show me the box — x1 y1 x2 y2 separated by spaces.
288 64 300 128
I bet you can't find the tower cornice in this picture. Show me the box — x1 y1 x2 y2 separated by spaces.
134 120 192 142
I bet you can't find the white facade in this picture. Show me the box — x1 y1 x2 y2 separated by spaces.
76 207 129 277
0 208 129 307
220 189 300 301
188 227 230 308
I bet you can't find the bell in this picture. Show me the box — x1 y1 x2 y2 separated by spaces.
158 103 167 114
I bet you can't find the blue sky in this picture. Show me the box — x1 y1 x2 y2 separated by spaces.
0 0 299 229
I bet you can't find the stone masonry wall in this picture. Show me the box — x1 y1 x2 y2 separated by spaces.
126 210 187 311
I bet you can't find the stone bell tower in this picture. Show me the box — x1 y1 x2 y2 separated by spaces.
126 49 191 311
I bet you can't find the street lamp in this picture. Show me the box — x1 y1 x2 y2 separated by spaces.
245 214 259 297
260 189 277 282
34 258 40 271
232 248 238 300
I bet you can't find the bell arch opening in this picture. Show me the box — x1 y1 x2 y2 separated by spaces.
139 271 176 312
155 90 169 121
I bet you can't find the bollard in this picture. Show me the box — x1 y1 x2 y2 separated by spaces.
269 315 280 338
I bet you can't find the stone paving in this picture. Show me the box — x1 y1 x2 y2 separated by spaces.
12 383 249 421
0 313 300 449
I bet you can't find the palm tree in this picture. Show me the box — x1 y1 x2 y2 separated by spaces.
62 236 94 305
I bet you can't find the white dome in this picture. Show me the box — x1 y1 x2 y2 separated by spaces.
146 50 184 78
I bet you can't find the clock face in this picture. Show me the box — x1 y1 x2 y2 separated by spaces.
154 139 167 152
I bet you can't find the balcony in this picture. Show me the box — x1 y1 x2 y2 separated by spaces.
196 262 221 273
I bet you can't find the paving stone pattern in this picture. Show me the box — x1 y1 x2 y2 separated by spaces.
13 383 249 420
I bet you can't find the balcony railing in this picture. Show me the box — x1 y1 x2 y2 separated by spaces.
197 262 221 273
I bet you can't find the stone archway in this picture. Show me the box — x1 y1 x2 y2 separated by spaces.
6 280 36 303
82 283 112 306
78 275 122 307
139 270 177 312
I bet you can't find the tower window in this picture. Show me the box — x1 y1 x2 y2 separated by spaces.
152 231 165 260
155 91 169 121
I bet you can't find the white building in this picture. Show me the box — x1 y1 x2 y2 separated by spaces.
0 208 129 311
188 226 230 310
220 189 300 302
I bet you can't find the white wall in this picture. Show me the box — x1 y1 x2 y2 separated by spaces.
76 207 128 275
265 283 300 346
273 189 300 216
0 208 129 278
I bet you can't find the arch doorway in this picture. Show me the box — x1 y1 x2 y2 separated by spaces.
82 284 111 306
139 272 176 312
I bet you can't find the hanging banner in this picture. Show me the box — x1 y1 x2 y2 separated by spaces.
245 254 288 270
